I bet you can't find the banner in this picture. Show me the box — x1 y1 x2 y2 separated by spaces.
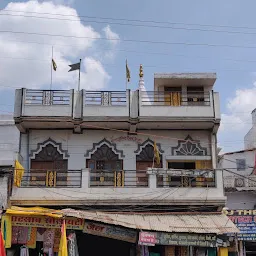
83 221 137 243
224 209 256 241
11 215 84 230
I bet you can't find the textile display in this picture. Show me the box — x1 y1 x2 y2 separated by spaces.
67 232 79 256
1 215 12 248
53 228 61 253
218 248 228 256
164 246 175 256
58 220 68 256
12 227 29 245
20 247 29 256
43 229 55 253
26 228 37 249
0 228 6 256
207 248 217 256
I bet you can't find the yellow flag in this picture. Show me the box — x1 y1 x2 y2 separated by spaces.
14 160 24 187
58 220 68 256
154 141 160 165
126 60 130 82
52 59 57 71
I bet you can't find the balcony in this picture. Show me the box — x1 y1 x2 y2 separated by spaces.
14 88 220 131
224 175 256 191
19 89 73 117
138 90 220 129
10 168 225 206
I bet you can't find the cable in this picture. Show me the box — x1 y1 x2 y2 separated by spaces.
3 29 256 49
3 12 256 36
2 9 256 31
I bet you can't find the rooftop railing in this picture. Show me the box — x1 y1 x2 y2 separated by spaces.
20 169 82 188
24 90 71 106
141 91 211 106
84 91 128 106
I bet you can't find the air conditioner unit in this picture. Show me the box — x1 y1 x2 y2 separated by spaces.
235 178 245 187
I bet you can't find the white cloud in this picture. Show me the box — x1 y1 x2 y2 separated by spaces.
103 25 120 46
219 85 256 152
0 1 117 90
101 25 120 60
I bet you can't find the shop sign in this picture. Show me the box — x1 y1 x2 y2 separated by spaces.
224 209 256 241
139 232 157 246
110 136 142 144
156 232 217 247
83 221 137 243
11 215 84 230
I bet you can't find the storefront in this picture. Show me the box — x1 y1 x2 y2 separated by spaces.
224 209 256 255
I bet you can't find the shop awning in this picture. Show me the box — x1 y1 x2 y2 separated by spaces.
6 206 62 218
62 209 239 234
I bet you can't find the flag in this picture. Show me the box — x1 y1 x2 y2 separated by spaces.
126 60 130 82
0 228 6 256
52 59 57 71
58 220 68 256
14 160 24 187
68 62 80 72
153 141 160 165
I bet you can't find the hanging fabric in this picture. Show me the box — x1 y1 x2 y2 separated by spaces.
26 227 37 249
67 232 79 256
43 229 55 253
207 248 216 256
20 246 29 256
12 227 29 245
218 248 228 256
1 215 12 248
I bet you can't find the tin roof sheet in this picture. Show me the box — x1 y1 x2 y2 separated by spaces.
62 209 239 234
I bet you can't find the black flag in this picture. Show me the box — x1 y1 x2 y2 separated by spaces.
68 62 80 72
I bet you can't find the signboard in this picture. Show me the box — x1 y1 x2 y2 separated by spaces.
224 209 256 241
83 221 137 243
139 232 157 246
110 136 142 144
11 215 84 230
156 232 216 247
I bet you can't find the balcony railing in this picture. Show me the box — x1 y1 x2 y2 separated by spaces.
156 169 215 188
89 170 148 187
24 90 71 105
141 91 211 106
84 91 128 106
20 169 82 188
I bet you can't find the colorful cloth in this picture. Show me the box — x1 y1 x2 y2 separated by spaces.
26 228 37 249
12 227 29 244
43 229 55 253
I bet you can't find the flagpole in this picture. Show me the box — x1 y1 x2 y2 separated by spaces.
50 46 53 90
78 59 81 91
125 59 127 90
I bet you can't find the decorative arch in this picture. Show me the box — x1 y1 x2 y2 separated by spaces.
135 138 164 162
171 135 208 156
134 138 164 155
84 138 125 159
30 138 69 160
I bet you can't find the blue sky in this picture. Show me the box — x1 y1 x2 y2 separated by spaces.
1 0 256 152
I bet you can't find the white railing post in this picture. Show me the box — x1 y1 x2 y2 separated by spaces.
147 168 157 189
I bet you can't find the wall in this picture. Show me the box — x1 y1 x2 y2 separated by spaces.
0 115 20 166
0 175 8 209
20 129 213 170
226 191 256 210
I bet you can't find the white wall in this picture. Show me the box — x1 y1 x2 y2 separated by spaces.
226 191 256 210
0 176 8 208
20 129 213 171
0 115 20 166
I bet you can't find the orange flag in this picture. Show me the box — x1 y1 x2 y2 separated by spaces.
0 230 6 256
58 220 67 256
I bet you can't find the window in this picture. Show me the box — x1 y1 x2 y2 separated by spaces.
187 86 205 105
236 159 246 171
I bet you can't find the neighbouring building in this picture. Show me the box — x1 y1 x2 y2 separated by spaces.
219 109 256 255
5 70 238 256
0 114 20 210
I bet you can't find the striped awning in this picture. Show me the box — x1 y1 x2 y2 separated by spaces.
62 209 239 234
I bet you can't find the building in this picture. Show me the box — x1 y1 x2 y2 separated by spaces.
219 110 256 255
7 71 237 256
0 115 20 210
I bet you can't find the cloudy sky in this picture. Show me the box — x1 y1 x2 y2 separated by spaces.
0 0 256 153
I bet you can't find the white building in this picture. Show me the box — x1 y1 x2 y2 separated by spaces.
0 115 20 209
10 72 224 210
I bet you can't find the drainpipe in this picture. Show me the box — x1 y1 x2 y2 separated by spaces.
27 129 30 171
